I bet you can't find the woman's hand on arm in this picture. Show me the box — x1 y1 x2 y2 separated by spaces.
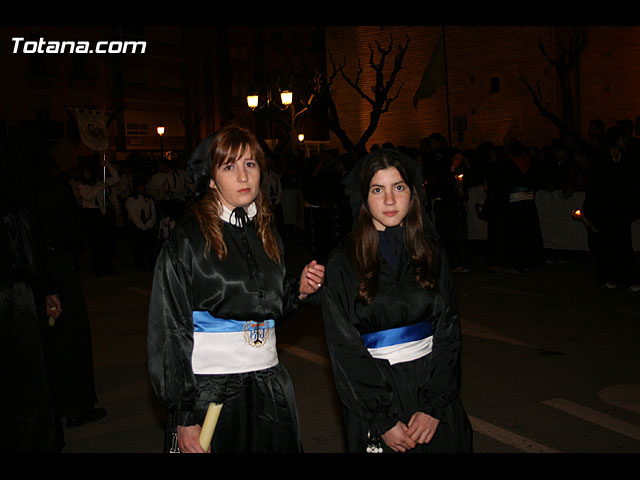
177 424 209 453
406 411 440 444
298 260 325 300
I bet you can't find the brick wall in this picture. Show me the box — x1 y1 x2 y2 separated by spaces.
325 26 640 153
580 26 640 129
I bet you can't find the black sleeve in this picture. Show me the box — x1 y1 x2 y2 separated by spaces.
419 247 463 420
147 240 199 426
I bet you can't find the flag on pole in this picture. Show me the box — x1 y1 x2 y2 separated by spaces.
75 109 109 151
413 33 446 108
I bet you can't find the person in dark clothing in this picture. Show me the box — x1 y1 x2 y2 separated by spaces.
34 163 107 427
422 134 470 271
587 119 606 152
480 145 512 272
301 156 332 261
0 202 61 452
322 148 473 453
78 162 119 277
503 140 545 271
583 126 639 292
147 125 325 453
0 136 61 452
125 175 157 271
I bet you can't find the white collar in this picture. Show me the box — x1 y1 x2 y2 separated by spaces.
219 202 257 226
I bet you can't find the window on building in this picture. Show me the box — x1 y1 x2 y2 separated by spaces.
126 123 150 136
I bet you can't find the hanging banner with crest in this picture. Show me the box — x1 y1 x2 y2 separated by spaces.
75 109 109 152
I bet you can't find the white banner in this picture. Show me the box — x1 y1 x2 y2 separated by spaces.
76 109 109 151
467 186 640 251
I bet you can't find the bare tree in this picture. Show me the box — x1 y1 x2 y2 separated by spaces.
521 27 588 143
294 34 410 154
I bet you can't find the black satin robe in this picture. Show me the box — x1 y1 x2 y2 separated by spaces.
1 205 59 452
147 214 304 452
321 234 473 453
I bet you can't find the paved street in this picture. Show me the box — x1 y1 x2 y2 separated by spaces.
60 236 640 454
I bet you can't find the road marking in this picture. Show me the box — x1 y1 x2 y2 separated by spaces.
542 397 640 442
129 287 151 298
280 344 565 453
599 384 640 415
479 286 546 298
461 318 533 348
468 416 561 453
278 344 332 368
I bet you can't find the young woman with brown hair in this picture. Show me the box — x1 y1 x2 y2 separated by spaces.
147 125 324 453
321 148 472 453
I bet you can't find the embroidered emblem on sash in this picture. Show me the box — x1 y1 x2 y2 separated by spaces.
243 321 270 347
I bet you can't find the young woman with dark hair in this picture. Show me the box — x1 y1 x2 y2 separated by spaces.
147 125 324 453
321 148 472 453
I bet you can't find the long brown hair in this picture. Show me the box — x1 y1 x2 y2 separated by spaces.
190 125 281 263
350 149 439 304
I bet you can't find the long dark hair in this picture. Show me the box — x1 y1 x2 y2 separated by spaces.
190 125 280 263
350 149 439 304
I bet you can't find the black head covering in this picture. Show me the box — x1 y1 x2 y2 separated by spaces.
186 131 219 200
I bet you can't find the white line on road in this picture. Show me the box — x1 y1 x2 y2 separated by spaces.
461 318 533 348
468 416 561 453
129 287 151 298
278 344 332 368
280 343 563 453
280 337 576 454
599 384 640 416
542 397 640 442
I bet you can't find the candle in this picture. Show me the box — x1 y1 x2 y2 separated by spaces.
199 403 223 451
571 209 597 232
48 306 58 326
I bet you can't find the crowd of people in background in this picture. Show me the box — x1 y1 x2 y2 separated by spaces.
3 114 640 453
48 115 640 294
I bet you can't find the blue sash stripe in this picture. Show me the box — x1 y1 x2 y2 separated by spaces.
361 321 433 349
192 311 275 333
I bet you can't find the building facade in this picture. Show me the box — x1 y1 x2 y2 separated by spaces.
1 25 323 171
324 25 640 152
3 25 640 173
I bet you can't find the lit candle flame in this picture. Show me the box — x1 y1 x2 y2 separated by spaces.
571 208 597 232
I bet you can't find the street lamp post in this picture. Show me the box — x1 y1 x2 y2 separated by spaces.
246 87 298 154
157 123 165 158
280 90 297 154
